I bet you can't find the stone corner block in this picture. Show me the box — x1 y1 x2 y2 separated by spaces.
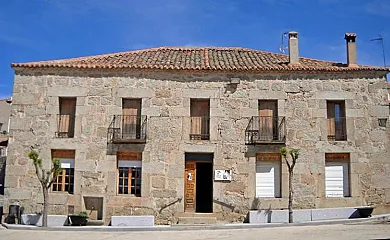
21 214 68 227
311 207 358 221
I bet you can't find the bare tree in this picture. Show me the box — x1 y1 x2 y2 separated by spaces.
28 151 61 227
280 147 300 223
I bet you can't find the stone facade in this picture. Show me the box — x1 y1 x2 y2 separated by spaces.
4 67 390 224
0 99 11 135
0 98 11 209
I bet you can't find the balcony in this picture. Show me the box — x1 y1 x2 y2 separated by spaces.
56 114 75 138
107 115 147 144
245 116 286 145
190 116 210 140
327 117 347 141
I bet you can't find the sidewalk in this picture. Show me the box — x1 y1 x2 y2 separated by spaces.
2 214 389 232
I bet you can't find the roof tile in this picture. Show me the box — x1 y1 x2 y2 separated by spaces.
11 46 390 73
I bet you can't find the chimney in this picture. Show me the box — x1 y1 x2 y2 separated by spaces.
345 33 357 67
288 31 299 64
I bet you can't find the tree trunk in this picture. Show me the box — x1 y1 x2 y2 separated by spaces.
42 185 49 227
288 169 293 223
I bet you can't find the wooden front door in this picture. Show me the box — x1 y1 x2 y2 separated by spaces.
259 101 277 141
184 161 196 212
122 99 142 139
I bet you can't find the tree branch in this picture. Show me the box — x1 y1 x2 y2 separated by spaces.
285 158 291 170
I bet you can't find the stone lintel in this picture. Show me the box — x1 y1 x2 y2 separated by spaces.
316 91 355 100
249 90 286 100
48 87 88 97
182 143 216 153
117 88 154 98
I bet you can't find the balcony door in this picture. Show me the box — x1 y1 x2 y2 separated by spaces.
190 99 210 140
327 101 346 141
258 100 278 141
58 97 76 138
122 99 142 139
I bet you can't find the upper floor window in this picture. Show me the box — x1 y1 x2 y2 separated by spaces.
190 99 210 140
327 101 347 141
56 97 76 138
51 149 75 194
245 100 286 144
108 98 147 144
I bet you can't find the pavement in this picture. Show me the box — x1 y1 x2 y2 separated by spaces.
1 214 390 232
0 222 389 240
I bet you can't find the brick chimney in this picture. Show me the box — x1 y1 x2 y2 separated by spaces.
345 33 357 67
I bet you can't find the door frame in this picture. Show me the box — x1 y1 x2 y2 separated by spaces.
184 153 214 213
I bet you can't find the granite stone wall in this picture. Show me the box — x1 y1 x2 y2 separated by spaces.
4 68 389 224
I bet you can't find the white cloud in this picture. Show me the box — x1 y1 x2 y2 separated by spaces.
365 0 390 18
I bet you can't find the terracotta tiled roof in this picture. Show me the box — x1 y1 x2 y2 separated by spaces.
0 98 12 102
11 47 390 72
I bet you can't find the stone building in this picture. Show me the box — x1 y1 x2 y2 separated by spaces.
4 32 390 224
0 98 11 159
0 98 11 211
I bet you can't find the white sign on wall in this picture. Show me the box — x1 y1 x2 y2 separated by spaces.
215 170 232 181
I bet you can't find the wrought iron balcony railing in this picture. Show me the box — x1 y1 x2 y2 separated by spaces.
107 115 147 143
190 116 210 140
327 117 347 141
56 114 75 138
245 116 286 144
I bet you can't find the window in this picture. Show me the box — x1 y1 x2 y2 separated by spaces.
51 150 75 194
190 99 210 140
325 153 350 197
256 153 281 198
117 152 142 196
57 97 76 138
327 101 347 141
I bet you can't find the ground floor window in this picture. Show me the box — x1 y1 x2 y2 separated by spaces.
117 152 142 196
256 153 281 198
325 153 350 197
51 149 75 194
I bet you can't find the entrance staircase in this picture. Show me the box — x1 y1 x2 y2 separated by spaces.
177 213 217 225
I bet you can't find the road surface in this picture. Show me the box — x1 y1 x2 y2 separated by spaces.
0 222 389 240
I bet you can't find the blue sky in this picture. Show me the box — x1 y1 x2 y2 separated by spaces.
1 0 389 98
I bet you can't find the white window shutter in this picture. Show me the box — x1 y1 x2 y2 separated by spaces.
256 161 281 198
325 162 349 197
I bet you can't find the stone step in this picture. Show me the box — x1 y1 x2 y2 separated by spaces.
178 216 217 225
176 212 217 218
